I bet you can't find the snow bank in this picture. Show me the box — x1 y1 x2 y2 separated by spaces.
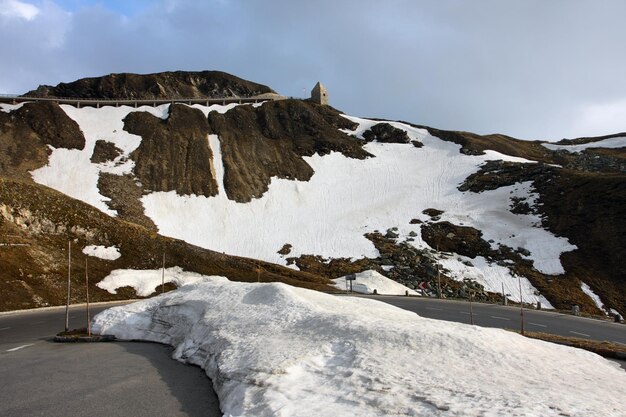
542 136 626 153
331 270 418 295
82 245 121 261
96 267 216 296
93 279 626 417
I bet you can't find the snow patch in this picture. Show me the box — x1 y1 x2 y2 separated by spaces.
93 280 626 417
82 245 121 261
439 255 554 307
542 137 626 153
331 270 418 295
0 102 26 113
96 266 219 297
581 282 605 311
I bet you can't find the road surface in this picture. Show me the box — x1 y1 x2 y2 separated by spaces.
0 303 221 417
361 295 626 345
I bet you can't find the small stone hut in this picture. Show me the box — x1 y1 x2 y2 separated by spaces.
310 82 328 105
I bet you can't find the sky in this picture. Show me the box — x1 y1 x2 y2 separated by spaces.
1 0 625 140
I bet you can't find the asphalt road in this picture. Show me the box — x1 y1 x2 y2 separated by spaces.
0 303 221 417
360 294 626 345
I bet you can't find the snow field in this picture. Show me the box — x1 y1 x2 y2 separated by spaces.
92 279 626 417
331 270 419 295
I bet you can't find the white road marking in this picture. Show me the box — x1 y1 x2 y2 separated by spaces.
490 316 510 321
0 327 10 331
6 344 35 352
569 331 590 338
528 322 547 328
426 307 443 311
459 311 478 316
30 321 46 325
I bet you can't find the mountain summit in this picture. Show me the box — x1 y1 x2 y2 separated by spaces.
24 70 277 100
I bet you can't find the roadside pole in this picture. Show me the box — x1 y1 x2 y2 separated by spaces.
161 252 166 294
85 258 90 336
469 291 474 325
65 241 71 332
519 277 525 336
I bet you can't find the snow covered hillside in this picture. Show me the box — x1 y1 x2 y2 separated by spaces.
93 279 626 417
11 101 580 306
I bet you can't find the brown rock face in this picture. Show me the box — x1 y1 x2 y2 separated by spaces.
124 104 218 197
207 99 370 202
90 140 123 164
421 221 492 259
25 71 276 100
0 102 85 180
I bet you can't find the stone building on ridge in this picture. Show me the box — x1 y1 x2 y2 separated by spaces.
311 82 328 105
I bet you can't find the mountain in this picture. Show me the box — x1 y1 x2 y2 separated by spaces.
24 70 277 100
1 71 624 316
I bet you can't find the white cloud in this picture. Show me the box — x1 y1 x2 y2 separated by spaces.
0 0 40 20
571 98 626 137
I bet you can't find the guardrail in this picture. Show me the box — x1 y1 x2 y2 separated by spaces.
0 94 283 108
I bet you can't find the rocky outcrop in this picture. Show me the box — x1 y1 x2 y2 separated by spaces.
362 122 411 144
0 102 85 180
90 140 123 164
207 99 370 202
25 70 276 100
421 221 492 259
97 173 157 231
124 104 218 197
458 160 556 193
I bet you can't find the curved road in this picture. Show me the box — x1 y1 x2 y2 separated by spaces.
0 303 221 417
361 295 626 345
2 295 625 416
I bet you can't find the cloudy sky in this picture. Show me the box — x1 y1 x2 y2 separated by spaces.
1 0 625 140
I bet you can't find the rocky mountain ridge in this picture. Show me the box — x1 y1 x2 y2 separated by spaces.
24 70 276 100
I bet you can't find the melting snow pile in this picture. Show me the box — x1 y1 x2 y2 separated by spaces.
331 270 418 295
96 267 213 297
93 279 626 417
82 245 121 261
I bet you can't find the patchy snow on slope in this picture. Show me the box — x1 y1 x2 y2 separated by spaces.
331 270 418 295
30 104 169 215
82 245 121 261
581 282 605 311
92 279 626 417
542 136 626 153
29 103 234 216
143 116 575 277
96 266 216 296
439 255 554 307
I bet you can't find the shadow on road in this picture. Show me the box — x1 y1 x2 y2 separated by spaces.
114 341 222 417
